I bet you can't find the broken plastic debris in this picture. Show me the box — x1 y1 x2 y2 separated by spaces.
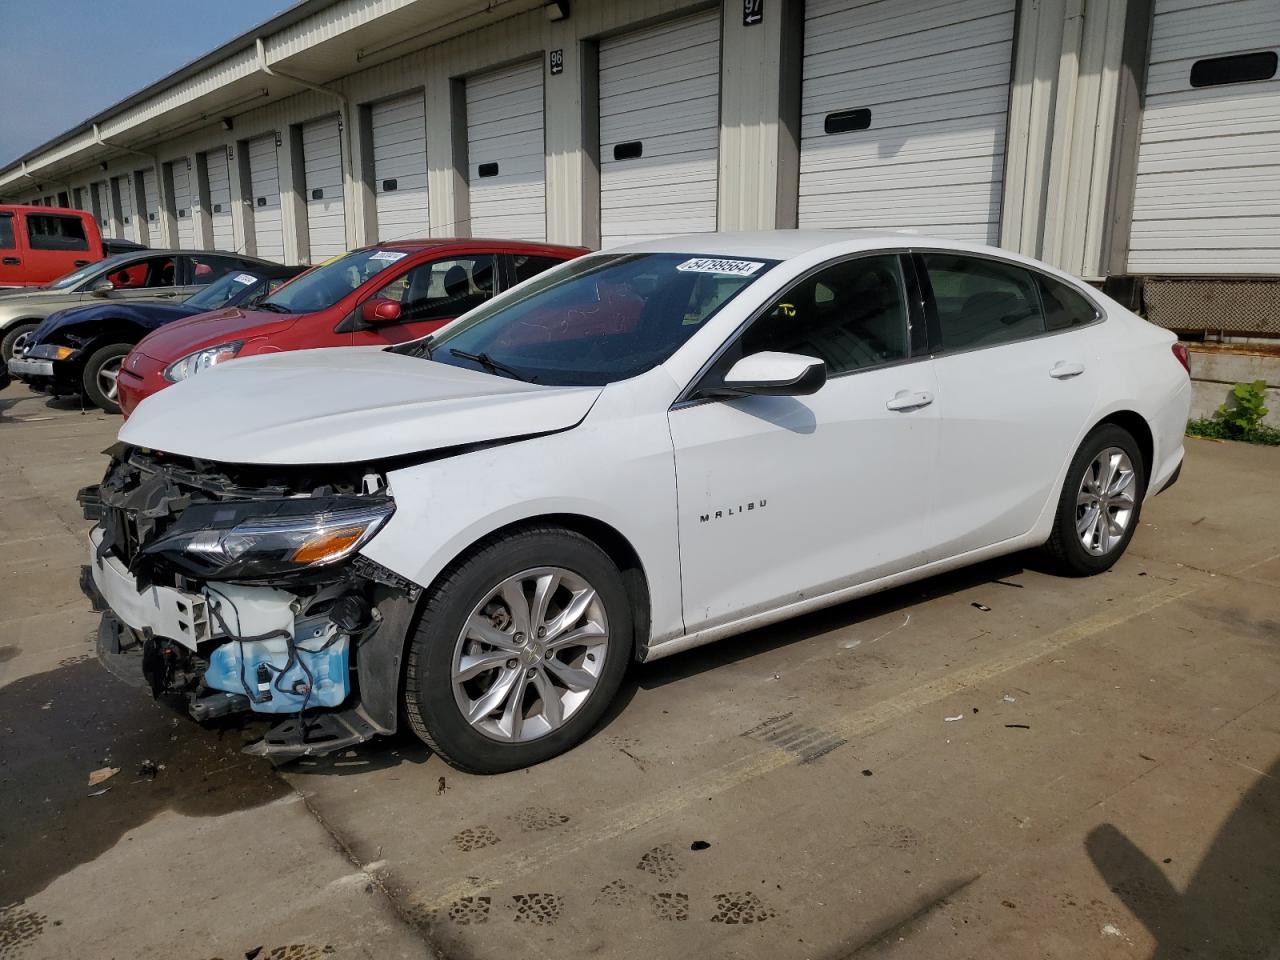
87 766 119 787
971 602 991 612
1002 694 1017 703
1101 923 1124 938
944 714 964 722
88 788 111 798
1005 723 1031 730
690 840 711 851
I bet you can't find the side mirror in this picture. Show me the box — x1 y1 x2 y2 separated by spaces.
91 279 115 297
714 351 827 397
361 297 402 325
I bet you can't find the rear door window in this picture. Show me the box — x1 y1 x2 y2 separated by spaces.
512 254 563 285
183 254 239 286
26 214 89 251
921 254 1045 351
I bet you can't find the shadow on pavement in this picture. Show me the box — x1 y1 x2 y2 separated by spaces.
1086 756 1280 959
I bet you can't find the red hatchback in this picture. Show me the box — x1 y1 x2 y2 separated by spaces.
117 239 587 416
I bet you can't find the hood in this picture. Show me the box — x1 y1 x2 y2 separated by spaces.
132 307 299 361
119 346 602 465
31 300 197 345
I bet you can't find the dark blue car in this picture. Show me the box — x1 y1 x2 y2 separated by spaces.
12 262 304 412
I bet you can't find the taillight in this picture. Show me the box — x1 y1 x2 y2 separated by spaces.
1171 342 1191 375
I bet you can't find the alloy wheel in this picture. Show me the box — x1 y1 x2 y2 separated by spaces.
451 566 610 743
9 331 31 360
97 356 123 402
1076 446 1136 556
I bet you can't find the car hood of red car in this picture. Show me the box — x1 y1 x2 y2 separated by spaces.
132 306 301 360
118 345 604 465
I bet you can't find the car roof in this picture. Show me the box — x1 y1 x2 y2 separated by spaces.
104 248 279 264
358 238 588 255
0 204 93 215
605 229 1025 262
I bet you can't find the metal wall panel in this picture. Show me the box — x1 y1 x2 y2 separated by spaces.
203 147 235 251
466 59 546 242
798 0 1016 242
371 93 430 241
1128 0 1280 273
301 116 347 261
247 134 285 261
170 160 197 248
599 10 721 247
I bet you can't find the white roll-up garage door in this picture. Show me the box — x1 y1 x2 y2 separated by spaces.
203 148 235 251
91 182 106 229
466 60 546 241
247 134 284 262
112 175 135 241
371 93 430 241
301 117 347 262
598 10 722 248
170 161 196 249
141 168 161 245
1128 0 1280 273
798 0 1016 243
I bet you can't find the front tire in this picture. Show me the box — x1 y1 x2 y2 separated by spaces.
2 321 38 364
1042 424 1146 575
81 343 132 413
404 525 632 773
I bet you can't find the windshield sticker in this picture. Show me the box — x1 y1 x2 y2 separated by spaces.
231 273 258 285
369 250 408 262
676 257 765 277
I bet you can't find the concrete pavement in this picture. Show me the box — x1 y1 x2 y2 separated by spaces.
2 382 1278 960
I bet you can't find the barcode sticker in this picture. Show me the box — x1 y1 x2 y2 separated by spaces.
369 250 408 262
232 273 257 285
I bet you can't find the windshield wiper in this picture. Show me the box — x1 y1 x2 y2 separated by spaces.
449 348 533 382
256 302 292 314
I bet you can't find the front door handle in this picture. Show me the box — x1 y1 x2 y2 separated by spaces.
886 390 934 412
1 257 19 266
1050 361 1086 379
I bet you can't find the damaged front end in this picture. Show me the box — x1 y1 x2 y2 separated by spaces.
79 444 420 761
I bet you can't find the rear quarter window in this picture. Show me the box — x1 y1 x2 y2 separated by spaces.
1038 275 1100 330
27 214 89 252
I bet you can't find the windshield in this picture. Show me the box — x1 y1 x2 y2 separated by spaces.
185 271 265 311
259 249 408 314
421 253 776 386
45 254 133 291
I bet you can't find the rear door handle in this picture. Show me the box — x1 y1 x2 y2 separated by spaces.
886 390 934 412
1050 361 1086 379
1 257 19 265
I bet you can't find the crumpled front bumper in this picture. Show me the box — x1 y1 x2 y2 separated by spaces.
81 523 417 762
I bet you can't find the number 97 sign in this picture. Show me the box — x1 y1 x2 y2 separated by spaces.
743 0 762 26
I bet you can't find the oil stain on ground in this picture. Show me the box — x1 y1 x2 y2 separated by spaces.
0 658 290 908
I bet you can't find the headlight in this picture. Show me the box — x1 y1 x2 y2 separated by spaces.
139 495 395 580
164 341 243 382
28 344 76 360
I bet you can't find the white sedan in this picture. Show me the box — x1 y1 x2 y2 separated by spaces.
84 231 1190 772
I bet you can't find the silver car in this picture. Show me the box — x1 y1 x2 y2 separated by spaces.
0 249 275 364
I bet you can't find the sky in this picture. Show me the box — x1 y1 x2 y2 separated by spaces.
0 0 292 166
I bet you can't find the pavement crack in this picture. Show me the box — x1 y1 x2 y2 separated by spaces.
290 785 439 959
835 873 982 958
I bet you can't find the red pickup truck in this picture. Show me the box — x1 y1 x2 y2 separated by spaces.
0 206 109 288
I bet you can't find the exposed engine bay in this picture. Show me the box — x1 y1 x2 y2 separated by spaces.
79 443 419 760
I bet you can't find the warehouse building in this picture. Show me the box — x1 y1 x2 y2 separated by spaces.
2 0 1277 368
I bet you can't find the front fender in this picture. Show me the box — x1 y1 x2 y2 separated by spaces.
359 372 685 646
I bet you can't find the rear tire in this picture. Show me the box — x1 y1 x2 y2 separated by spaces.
1042 424 1146 576
81 343 132 413
403 525 632 773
